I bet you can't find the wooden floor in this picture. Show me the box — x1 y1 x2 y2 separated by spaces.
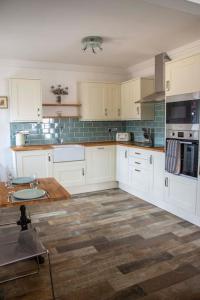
1 188 200 300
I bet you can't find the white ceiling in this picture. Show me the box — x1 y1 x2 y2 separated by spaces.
0 0 200 68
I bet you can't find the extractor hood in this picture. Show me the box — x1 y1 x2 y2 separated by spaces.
137 52 171 103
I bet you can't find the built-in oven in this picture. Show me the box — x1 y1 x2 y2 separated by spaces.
166 126 199 178
166 92 200 125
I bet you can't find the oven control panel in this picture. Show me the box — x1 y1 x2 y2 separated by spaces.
166 130 199 140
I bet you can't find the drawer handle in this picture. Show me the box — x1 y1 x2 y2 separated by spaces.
135 162 141 165
135 152 141 155
48 153 51 162
135 169 141 172
82 168 85 176
149 155 153 165
97 147 105 150
125 150 127 158
165 177 168 187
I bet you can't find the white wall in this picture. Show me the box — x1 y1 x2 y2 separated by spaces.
128 39 200 78
0 61 128 180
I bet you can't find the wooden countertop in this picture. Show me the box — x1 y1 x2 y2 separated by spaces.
11 141 165 153
0 177 70 208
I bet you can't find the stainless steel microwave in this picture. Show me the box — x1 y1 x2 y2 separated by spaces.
166 93 200 125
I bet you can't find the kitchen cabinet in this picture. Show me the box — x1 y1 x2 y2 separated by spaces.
128 148 153 198
12 150 52 178
9 78 42 122
116 146 129 184
164 173 197 214
85 146 116 184
152 151 165 203
53 161 86 188
79 82 121 121
121 78 154 120
103 84 121 120
165 53 200 97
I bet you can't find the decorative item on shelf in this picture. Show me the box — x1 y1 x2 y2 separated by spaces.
0 96 8 109
81 36 103 54
51 85 68 103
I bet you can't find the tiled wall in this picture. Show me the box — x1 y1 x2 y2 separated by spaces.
10 119 126 145
10 103 165 146
126 103 165 146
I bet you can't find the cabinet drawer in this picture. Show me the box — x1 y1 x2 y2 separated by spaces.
129 166 152 193
129 149 153 162
128 156 152 169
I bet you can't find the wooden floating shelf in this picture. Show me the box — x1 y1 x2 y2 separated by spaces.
42 103 81 107
43 115 80 119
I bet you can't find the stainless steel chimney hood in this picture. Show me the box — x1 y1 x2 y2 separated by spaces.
137 52 171 103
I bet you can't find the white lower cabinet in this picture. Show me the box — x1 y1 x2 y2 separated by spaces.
53 161 85 188
85 146 116 184
128 148 154 199
12 150 53 177
116 146 129 184
164 173 197 214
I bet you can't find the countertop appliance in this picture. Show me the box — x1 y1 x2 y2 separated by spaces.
166 92 200 125
166 125 199 178
116 132 131 142
53 145 85 163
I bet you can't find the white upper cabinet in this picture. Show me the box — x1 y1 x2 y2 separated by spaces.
103 84 121 120
79 82 121 121
121 78 155 120
165 53 200 97
9 78 42 122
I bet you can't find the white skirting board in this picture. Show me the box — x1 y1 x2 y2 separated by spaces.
66 181 118 195
119 182 200 227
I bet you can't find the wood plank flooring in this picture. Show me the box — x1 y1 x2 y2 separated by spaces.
1 188 200 300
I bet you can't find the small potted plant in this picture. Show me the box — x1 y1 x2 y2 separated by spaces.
51 85 68 103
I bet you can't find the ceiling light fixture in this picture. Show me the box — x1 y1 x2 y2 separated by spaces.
81 36 103 54
186 0 200 4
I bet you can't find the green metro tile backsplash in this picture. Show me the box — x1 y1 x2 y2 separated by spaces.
10 103 165 146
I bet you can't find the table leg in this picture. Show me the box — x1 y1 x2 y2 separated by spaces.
16 205 45 264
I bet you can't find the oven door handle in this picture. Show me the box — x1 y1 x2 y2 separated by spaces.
179 141 193 145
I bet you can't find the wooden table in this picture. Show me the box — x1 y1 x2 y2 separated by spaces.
0 177 70 208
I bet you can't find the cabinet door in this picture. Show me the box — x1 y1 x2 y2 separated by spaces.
129 166 152 195
104 84 121 120
86 146 115 184
164 173 197 214
79 82 104 120
15 150 52 177
121 82 135 120
165 54 200 96
53 161 85 188
9 79 42 122
152 152 165 203
116 146 129 184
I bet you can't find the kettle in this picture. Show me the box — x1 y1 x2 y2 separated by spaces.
15 132 26 146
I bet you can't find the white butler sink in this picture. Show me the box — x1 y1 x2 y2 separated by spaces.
52 145 85 163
